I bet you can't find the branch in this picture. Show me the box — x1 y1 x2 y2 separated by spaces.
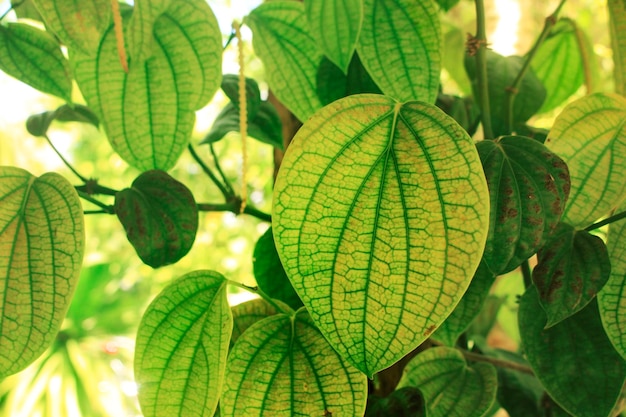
188 144 232 200
76 190 115 214
585 210 626 231
197 200 271 222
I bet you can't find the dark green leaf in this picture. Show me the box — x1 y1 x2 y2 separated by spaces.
435 93 480 136
476 135 570 275
316 53 382 106
115 170 198 268
220 74 262 120
516 124 550 144
365 387 425 417
436 0 460 11
26 104 99 137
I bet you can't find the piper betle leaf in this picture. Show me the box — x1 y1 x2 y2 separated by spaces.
519 287 626 417
134 270 231 417
532 19 584 113
609 0 626 94
357 0 441 104
476 135 570 275
221 74 262 120
0 167 84 379
365 387 425 417
316 54 382 106
246 2 323 122
114 170 198 268
397 346 498 417
432 261 496 346
221 309 368 417
127 0 173 62
71 0 222 171
0 22 72 101
533 222 611 327
253 227 303 310
273 94 489 376
304 0 362 74
31 0 110 54
546 93 626 228
12 0 43 21
230 298 291 349
599 200 626 359
26 104 99 137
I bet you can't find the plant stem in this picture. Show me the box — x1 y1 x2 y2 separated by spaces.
504 0 568 132
188 144 232 200
76 190 115 214
228 280 290 314
521 259 533 288
460 348 535 375
197 201 271 222
585 210 626 231
75 182 119 196
473 0 494 139
209 143 235 194
44 134 88 182
223 30 236 50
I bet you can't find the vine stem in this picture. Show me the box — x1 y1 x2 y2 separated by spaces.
76 190 115 214
188 144 232 200
227 280 290 315
44 134 88 182
209 144 234 194
504 0 568 132
585 210 626 231
521 259 533 289
473 0 494 139
197 202 271 222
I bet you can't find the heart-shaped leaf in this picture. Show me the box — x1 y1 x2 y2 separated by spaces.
357 0 441 103
115 170 198 268
221 309 368 417
476 135 570 275
0 167 84 379
26 104 99 137
545 93 626 228
230 298 290 349
273 94 489 376
519 287 626 417
246 2 323 122
134 270 231 417
0 22 72 101
397 346 498 417
220 74 262 120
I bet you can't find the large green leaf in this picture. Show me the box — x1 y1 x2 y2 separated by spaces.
356 0 441 104
476 135 570 275
273 94 489 376
397 346 498 417
31 0 110 54
115 170 198 268
128 0 173 62
135 270 231 417
246 2 323 122
230 298 290 349
0 22 72 101
532 19 584 113
545 93 626 227
0 167 84 379
221 309 368 417
533 223 611 327
609 0 626 95
71 0 222 171
519 287 626 417
304 0 362 73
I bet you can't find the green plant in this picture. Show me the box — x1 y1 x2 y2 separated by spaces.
1 0 626 416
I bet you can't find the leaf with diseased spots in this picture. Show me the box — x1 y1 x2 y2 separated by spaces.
533 223 611 327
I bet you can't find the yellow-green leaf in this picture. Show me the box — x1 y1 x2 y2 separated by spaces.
0 167 84 379
134 270 231 417
230 298 289 349
273 94 489 376
246 1 323 122
546 93 626 227
221 309 368 417
356 0 441 103
128 0 173 62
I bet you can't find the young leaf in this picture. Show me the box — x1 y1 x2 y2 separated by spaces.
365 387 425 417
30 0 110 54
114 170 198 268
230 298 290 349
221 309 368 417
253 227 303 310
519 287 626 417
545 93 626 228
304 0 363 74
533 223 611 327
273 94 489 376
0 167 84 379
397 346 498 417
0 22 72 101
476 135 570 275
357 0 441 104
246 2 323 122
220 74 262 120
26 104 99 137
134 270 231 417
316 53 382 106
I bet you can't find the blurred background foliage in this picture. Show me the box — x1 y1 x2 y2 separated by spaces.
0 0 616 415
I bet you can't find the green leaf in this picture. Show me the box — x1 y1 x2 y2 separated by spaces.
221 309 368 417
273 94 489 376
518 287 626 417
134 270 231 417
442 25 471 95
201 101 284 149
127 0 173 62
230 298 289 349
491 350 544 417
476 135 570 275
30 0 110 54
432 261 496 346
436 0 460 11
365 387 425 417
533 223 611 327
0 167 84 379
397 346 498 417
26 104 99 137
316 53 382 106
608 0 626 95
545 93 626 227
114 170 198 268
304 0 362 74
12 0 43 21
71 0 222 171
0 22 72 101
435 93 480 136
356 0 441 104
246 1 323 122
253 227 303 310
220 74 262 120
532 19 584 113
